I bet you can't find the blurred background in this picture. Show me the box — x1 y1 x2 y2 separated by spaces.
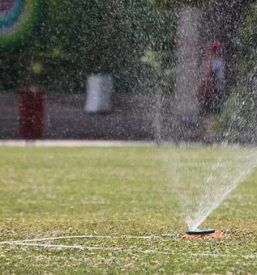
0 0 257 143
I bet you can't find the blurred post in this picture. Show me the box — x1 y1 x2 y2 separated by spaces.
19 87 44 139
85 75 113 113
154 86 162 146
174 8 201 119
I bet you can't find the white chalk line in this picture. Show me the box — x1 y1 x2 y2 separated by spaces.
1 241 257 259
0 140 252 149
0 235 257 259
1 234 182 244
0 140 154 147
0 235 169 244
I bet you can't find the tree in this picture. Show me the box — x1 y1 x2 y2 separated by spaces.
212 2 257 143
154 0 205 8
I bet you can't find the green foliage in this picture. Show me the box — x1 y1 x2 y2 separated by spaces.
236 4 257 75
141 50 175 93
1 0 177 93
213 3 257 143
77 0 177 93
154 0 205 9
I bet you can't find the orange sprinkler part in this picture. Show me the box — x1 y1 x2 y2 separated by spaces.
182 232 223 239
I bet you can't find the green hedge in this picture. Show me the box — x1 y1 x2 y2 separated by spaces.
0 0 177 94
214 3 257 143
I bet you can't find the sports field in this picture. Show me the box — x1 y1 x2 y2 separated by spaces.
0 145 257 274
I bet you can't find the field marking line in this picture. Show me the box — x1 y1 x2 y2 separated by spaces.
0 241 86 250
1 241 257 259
0 235 169 244
0 140 155 147
0 140 252 149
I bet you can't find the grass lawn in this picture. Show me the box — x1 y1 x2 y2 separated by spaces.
0 145 257 274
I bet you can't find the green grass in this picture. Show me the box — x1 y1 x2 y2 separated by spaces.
0 145 257 274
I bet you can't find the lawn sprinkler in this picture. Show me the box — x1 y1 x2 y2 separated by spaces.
182 228 223 239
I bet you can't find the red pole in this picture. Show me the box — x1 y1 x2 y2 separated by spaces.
19 87 44 139
19 88 31 139
31 87 44 139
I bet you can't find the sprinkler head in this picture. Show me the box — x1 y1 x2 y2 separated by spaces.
186 228 215 235
182 228 223 239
